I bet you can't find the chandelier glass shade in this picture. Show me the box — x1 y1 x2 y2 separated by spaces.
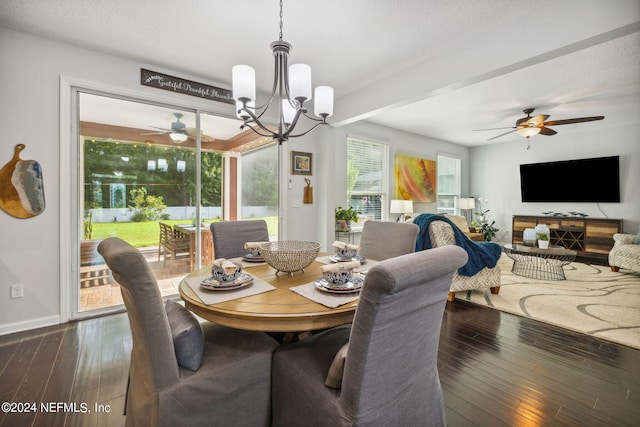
232 1 333 144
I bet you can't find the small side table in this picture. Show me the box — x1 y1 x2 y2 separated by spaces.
335 230 356 244
502 244 577 281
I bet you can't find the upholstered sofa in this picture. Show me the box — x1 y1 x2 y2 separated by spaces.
609 233 640 273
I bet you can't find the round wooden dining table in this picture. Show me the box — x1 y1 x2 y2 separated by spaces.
179 256 358 333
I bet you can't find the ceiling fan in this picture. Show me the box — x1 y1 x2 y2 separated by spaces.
142 113 215 143
475 108 605 145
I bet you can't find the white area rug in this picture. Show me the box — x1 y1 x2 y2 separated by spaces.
456 254 640 350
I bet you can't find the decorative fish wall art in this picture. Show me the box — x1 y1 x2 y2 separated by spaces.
0 144 46 218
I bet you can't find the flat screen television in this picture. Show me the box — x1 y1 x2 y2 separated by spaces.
520 156 620 203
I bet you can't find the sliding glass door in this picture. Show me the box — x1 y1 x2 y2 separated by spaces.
72 91 275 318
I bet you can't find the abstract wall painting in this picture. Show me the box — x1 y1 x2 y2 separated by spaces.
394 154 436 202
0 144 46 218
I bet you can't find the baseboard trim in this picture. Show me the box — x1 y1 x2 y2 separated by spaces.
0 315 61 336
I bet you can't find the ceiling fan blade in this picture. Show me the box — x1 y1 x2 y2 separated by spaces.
487 129 516 141
187 128 216 142
473 126 515 131
543 116 604 126
539 127 557 136
149 126 172 132
141 131 168 136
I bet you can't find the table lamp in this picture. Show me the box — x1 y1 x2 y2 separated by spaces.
454 197 475 225
390 199 414 222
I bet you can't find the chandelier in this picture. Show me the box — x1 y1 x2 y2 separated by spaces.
232 0 333 144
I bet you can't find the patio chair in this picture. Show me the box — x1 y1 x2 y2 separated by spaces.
271 246 468 426
98 237 279 427
158 222 190 266
210 219 269 259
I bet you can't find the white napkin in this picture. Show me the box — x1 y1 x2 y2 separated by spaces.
331 241 361 251
212 258 239 274
321 261 361 273
244 241 267 249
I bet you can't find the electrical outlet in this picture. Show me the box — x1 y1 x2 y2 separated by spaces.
10 284 24 299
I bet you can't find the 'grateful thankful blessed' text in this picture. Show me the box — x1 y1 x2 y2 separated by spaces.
141 69 234 104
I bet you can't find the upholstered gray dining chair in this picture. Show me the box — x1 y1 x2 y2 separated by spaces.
210 219 270 259
98 237 279 427
358 220 419 261
271 245 468 427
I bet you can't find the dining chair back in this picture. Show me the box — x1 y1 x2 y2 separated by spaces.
271 245 468 426
210 219 269 259
98 237 279 427
358 220 419 261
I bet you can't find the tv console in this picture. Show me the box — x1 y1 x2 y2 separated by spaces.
512 215 622 264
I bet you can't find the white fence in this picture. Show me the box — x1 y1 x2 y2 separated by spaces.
88 206 276 223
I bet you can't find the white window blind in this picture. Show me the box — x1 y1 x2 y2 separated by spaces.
436 154 461 214
346 137 389 221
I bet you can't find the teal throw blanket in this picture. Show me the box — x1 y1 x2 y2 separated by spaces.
413 213 502 277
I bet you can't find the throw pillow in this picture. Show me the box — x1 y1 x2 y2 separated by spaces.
165 299 204 371
634 233 640 245
325 342 349 389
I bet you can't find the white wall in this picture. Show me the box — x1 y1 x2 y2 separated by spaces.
319 120 470 249
469 123 640 242
0 27 263 333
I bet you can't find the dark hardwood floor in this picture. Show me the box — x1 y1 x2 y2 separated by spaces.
1 301 638 426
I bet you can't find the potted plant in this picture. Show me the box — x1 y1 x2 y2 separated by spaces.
475 197 490 224
480 221 499 242
335 206 359 232
535 224 551 249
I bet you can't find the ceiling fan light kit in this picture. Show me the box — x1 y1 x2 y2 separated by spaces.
232 0 333 144
169 132 188 143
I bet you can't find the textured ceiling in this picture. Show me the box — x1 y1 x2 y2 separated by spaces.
1 0 639 146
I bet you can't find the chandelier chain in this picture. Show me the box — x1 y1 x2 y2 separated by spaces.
279 0 284 41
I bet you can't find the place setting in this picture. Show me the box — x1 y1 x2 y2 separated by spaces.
183 258 275 305
316 241 376 272
227 241 270 268
291 255 366 308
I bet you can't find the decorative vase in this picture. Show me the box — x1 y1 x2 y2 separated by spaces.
523 228 537 246
336 220 351 232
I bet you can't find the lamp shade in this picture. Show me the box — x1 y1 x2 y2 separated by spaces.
314 86 333 117
289 64 312 101
454 197 475 210
232 65 256 101
390 199 413 214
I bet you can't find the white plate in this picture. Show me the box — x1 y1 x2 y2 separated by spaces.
315 277 364 294
242 254 265 262
329 255 366 264
201 273 254 291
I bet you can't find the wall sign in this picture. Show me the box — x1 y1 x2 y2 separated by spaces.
140 68 234 105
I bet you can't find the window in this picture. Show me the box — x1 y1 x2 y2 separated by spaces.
346 137 389 221
436 154 461 214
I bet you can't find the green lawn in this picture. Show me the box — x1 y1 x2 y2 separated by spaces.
90 217 278 248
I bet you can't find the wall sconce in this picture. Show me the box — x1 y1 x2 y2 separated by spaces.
177 160 186 173
147 160 156 171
